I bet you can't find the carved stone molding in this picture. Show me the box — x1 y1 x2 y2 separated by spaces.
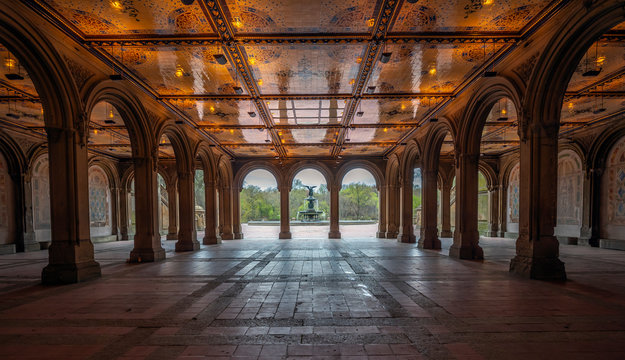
64 57 93 92
514 53 539 84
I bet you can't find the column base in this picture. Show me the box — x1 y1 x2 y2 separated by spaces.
376 232 386 238
129 247 166 263
439 230 453 238
397 233 416 243
578 236 599 247
385 231 398 239
418 237 441 250
220 233 235 240
509 255 566 281
486 231 499 237
234 232 244 239
166 233 178 240
42 260 101 285
203 235 222 245
328 230 341 239
279 231 292 239
175 240 200 252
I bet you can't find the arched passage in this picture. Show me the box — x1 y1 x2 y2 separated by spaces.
239 169 280 239
339 168 379 239
290 168 330 239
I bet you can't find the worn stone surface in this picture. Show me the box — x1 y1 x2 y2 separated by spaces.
1 227 625 359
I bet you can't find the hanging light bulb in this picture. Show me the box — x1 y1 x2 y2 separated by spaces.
175 66 184 78
232 16 243 29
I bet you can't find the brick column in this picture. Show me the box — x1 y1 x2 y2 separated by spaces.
579 167 600 247
279 185 292 239
166 180 178 240
220 185 234 240
232 188 243 239
487 185 500 237
377 185 387 238
439 180 453 238
203 180 221 244
385 184 399 238
397 170 416 243
328 184 341 239
175 169 199 251
419 169 441 249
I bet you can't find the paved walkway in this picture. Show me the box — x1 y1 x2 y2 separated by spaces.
0 226 624 359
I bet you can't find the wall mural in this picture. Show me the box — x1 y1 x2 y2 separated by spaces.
88 166 110 227
557 151 583 226
508 162 520 223
607 135 625 226
32 154 51 230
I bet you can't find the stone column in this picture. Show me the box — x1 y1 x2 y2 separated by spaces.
397 171 416 243
203 180 221 244
278 185 292 239
579 167 600 247
377 185 387 238
509 124 566 280
119 184 130 241
166 180 178 240
232 188 243 239
129 151 166 263
439 180 453 238
449 153 483 259
328 184 341 239
419 169 441 249
110 185 121 241
21 173 40 251
175 170 199 251
220 185 234 240
487 185 500 237
385 184 399 238
41 127 101 284
498 184 508 237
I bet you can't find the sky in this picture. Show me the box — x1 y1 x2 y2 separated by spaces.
242 168 377 190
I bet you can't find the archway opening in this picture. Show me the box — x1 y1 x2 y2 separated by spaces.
290 168 329 239
239 169 280 239
339 168 379 239
477 171 489 235
87 165 115 245
157 134 176 242
195 168 205 235
413 167 422 235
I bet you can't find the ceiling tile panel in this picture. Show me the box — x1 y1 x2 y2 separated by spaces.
177 100 262 126
341 144 392 156
347 127 410 143
368 43 503 94
224 0 378 34
566 41 625 93
45 0 213 35
391 0 552 33
229 145 277 157
268 99 346 125
284 145 332 157
244 43 366 94
353 99 442 124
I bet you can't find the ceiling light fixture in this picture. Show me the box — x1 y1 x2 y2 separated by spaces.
380 52 392 63
213 54 228 65
429 118 438 123
583 42 602 77
367 86 376 94
175 66 184 78
366 18 375 27
233 86 243 95
4 54 23 80
110 1 123 9
232 16 243 29
175 119 184 124
181 0 195 5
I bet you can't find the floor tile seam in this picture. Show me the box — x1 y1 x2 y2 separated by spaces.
86 326 158 360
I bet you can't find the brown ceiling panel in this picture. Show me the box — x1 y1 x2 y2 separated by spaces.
352 98 441 124
567 41 625 93
347 127 410 143
368 42 504 94
45 0 213 35
284 145 332 157
229 145 277 157
223 0 378 34
207 128 271 144
283 128 336 144
177 100 262 126
341 144 392 156
391 0 552 33
561 97 625 122
244 43 366 94
104 45 241 95
267 99 346 125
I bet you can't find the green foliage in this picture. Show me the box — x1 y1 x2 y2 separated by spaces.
194 170 205 209
240 185 280 222
339 183 378 220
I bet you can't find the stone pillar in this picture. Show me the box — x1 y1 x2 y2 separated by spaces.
279 185 292 239
377 185 387 238
119 183 130 241
166 180 178 240
419 169 441 249
232 188 243 239
41 127 101 284
449 153 483 259
328 184 341 239
498 184 508 237
439 180 453 238
487 185 500 237
579 167 600 247
175 170 199 251
397 171 416 243
509 124 566 280
21 173 40 251
385 184 399 238
203 180 221 244
110 185 121 241
220 185 234 240
129 151 166 263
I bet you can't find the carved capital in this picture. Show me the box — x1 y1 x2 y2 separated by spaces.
64 56 93 91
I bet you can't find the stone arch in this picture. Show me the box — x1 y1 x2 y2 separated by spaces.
29 151 51 243
87 164 113 239
194 141 217 182
0 131 24 252
399 138 422 180
88 157 120 190
286 161 334 190
156 122 195 174
506 162 521 231
84 83 155 159
524 1 625 133
499 155 520 188
0 3 81 129
234 161 283 192
477 161 497 190
458 77 523 156
336 160 384 190
555 149 584 236
422 118 457 170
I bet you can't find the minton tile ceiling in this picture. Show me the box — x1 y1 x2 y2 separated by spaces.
12 0 620 159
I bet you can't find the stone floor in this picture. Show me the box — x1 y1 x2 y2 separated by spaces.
0 225 624 359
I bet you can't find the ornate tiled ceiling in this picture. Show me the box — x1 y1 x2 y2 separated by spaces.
4 1 622 160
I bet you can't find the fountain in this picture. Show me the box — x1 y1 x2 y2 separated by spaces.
297 185 324 222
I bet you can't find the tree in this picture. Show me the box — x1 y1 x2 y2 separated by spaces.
340 183 378 220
